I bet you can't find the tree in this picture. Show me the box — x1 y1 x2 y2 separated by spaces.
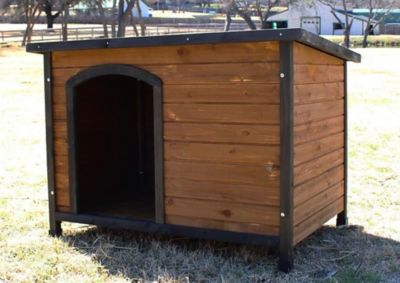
361 0 394 47
42 0 61 29
21 0 45 45
117 0 136 37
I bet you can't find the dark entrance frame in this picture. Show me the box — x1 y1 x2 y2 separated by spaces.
65 64 164 224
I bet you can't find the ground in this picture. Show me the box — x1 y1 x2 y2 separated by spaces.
0 47 399 283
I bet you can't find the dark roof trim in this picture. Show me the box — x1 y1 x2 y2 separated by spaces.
26 28 361 62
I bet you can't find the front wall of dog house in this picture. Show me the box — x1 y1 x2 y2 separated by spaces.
50 41 282 235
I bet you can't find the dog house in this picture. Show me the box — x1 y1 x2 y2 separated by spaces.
27 29 360 271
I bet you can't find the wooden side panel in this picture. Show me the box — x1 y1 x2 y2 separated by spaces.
51 41 281 235
292 43 345 244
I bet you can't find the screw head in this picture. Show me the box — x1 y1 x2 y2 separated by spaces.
46 77 51 83
280 212 285 218
50 191 54 195
280 73 285 78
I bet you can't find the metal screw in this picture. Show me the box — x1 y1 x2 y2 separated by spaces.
280 212 285 218
50 191 54 195
280 73 285 78
106 41 109 46
186 37 190 41
37 45 41 49
46 77 51 83
279 33 283 36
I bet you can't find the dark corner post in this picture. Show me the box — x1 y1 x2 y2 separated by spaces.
44 52 62 236
337 62 348 226
278 41 294 272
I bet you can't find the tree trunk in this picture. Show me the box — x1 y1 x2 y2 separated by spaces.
62 4 69 41
96 0 109 38
224 10 232 31
117 0 136 37
136 0 146 36
111 0 117 37
362 25 370 48
233 6 256 30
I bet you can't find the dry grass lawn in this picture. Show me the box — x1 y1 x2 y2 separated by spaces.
0 47 399 283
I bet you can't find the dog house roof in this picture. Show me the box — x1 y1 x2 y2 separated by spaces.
26 28 360 62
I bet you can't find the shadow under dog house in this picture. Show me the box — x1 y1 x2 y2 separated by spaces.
26 29 360 272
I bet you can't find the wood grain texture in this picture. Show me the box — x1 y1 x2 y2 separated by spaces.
294 65 344 84
165 160 279 187
294 148 344 186
294 100 344 126
165 178 279 205
165 197 279 225
294 132 344 166
166 215 279 235
294 116 344 145
294 182 344 225
164 122 280 145
165 141 280 165
293 42 343 65
293 197 344 245
52 41 280 68
164 104 279 124
294 165 344 207
293 82 344 105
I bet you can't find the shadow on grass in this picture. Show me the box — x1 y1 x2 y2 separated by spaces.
61 224 400 282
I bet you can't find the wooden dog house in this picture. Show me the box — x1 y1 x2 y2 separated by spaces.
27 29 360 271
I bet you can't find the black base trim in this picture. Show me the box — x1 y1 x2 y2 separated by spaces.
55 213 279 246
336 211 348 226
49 221 62 237
278 258 294 273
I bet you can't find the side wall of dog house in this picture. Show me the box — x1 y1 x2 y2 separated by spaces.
50 41 281 235
292 42 346 244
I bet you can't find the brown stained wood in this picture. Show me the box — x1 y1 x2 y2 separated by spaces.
55 186 70 207
294 132 344 166
294 65 344 84
52 41 280 68
57 205 72 213
54 104 67 121
165 178 279 206
165 160 279 187
294 165 344 207
164 104 279 124
293 197 344 245
293 42 343 65
164 84 279 104
53 86 66 105
53 63 280 87
294 182 344 225
294 148 344 186
55 155 68 173
55 172 69 190
293 82 344 105
166 215 279 235
294 116 344 145
294 100 344 126
54 139 68 156
53 121 67 139
165 142 280 165
165 197 279 226
164 122 280 145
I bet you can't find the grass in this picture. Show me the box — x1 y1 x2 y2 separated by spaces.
0 47 399 282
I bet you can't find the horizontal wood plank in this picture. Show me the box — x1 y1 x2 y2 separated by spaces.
294 65 344 84
294 165 344 207
57 205 72 213
293 42 344 65
165 141 280 165
166 215 279 235
294 148 344 186
293 82 344 105
294 182 344 225
293 197 344 245
52 41 279 68
165 178 279 206
165 197 279 226
294 100 344 126
164 122 280 145
165 160 279 187
164 104 279 124
294 116 344 145
294 132 344 166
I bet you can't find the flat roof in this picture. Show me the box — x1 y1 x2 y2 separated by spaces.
26 28 361 62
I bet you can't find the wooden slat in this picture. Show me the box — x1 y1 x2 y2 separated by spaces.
53 62 280 87
165 197 279 226
294 182 344 225
294 165 344 207
294 100 344 126
294 148 344 186
164 104 279 124
54 139 68 156
53 121 67 139
55 155 68 174
293 42 343 65
294 65 344 84
293 82 344 105
166 215 279 235
55 184 70 207
293 197 344 245
52 41 279 68
294 132 344 166
165 142 280 165
165 178 279 206
165 160 279 187
164 83 279 104
57 205 72 213
294 116 344 145
164 122 280 145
